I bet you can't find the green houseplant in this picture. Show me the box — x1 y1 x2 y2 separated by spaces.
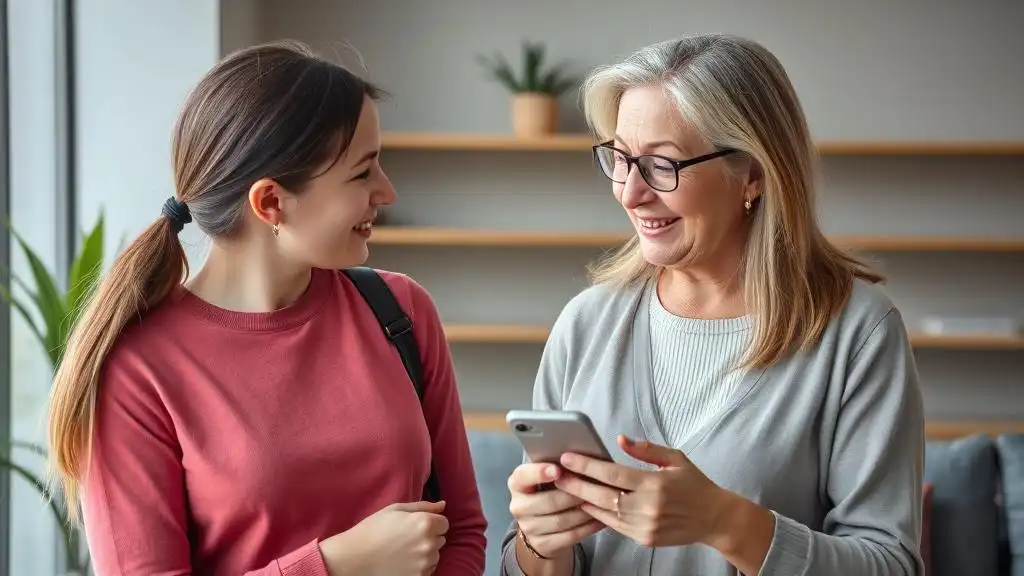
476 40 578 137
1 212 107 575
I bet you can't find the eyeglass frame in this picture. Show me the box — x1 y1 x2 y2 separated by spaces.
592 140 738 193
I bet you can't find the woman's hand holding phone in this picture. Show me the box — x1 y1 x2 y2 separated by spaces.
508 461 603 571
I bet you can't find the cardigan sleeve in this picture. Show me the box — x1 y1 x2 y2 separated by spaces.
81 347 329 576
758 308 926 575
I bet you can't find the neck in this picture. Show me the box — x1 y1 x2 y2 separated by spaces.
658 239 746 320
186 237 311 313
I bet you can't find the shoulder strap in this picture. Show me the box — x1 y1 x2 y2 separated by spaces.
340 267 441 502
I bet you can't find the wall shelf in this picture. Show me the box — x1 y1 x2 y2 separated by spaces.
442 323 1024 349
381 132 1024 156
382 132 594 151
371 226 626 247
444 324 550 343
462 411 1024 440
370 226 1024 252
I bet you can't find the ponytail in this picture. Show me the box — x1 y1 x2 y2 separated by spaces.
47 202 190 524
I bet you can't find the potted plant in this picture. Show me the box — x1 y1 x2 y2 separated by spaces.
476 41 578 137
1 212 108 575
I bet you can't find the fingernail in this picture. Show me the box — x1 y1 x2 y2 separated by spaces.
544 465 558 479
561 454 577 466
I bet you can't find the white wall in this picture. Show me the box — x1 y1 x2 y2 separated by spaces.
7 1 59 574
74 0 221 270
220 0 262 56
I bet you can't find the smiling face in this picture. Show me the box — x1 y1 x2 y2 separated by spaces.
610 85 757 270
248 96 396 270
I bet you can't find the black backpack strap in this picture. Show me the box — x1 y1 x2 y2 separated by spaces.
341 267 441 502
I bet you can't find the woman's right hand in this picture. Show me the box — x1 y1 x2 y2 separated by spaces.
319 500 449 576
508 462 604 560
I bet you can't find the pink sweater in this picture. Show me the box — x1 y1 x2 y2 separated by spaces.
82 268 487 575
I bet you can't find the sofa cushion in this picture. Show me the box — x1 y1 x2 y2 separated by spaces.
467 430 521 572
996 434 1024 576
925 434 1002 576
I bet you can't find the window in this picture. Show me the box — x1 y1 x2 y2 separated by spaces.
5 0 74 573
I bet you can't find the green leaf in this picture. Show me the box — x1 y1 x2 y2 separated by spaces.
0 283 45 346
476 52 521 92
8 228 67 366
11 439 48 458
476 41 575 96
0 456 64 525
550 75 577 97
66 214 105 327
523 41 545 90
0 455 81 567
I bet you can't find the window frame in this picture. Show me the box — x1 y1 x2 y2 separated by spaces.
0 0 13 567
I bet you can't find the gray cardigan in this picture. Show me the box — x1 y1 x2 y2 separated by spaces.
502 277 925 575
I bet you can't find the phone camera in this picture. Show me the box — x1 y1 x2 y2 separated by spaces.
514 423 530 432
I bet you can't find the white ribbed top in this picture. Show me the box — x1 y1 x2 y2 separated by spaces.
648 285 752 448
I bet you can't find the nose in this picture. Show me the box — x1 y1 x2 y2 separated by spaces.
373 170 398 206
617 165 655 209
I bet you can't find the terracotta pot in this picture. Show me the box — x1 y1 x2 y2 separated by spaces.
512 92 558 137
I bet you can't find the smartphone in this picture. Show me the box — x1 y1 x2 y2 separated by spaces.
506 409 614 464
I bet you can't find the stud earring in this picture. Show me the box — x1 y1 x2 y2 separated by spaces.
744 198 752 213
272 224 280 237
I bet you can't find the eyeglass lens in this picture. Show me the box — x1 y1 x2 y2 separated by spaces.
594 147 677 192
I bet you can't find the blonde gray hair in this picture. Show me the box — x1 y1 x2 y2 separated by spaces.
582 34 882 369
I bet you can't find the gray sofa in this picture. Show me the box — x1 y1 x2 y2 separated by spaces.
468 429 1024 576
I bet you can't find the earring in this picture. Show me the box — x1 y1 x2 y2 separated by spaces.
744 198 752 213
272 224 280 237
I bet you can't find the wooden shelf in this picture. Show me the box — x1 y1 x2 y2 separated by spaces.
463 411 1024 440
832 236 1024 252
382 132 594 151
909 333 1024 350
925 420 1024 440
816 140 1024 156
370 227 1024 252
381 132 1024 156
442 323 1023 349
444 324 549 343
371 227 626 247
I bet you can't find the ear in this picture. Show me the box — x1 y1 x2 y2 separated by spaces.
742 158 764 205
246 178 286 227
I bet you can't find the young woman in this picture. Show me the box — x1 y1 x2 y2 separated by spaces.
503 34 924 575
46 41 486 575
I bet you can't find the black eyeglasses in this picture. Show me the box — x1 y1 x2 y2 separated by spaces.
592 141 737 192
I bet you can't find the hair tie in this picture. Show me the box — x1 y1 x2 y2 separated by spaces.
161 196 192 233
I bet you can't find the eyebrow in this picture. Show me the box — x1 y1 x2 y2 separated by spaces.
613 135 685 155
350 149 379 169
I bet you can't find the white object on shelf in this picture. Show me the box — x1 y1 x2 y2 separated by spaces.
919 316 1021 336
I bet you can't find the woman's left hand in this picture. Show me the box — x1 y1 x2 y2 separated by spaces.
554 435 739 549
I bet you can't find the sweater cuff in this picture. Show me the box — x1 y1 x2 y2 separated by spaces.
758 511 811 576
277 539 330 576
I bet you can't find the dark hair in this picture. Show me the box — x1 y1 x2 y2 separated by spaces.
47 40 386 522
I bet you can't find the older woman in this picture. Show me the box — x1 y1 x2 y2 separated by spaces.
502 34 925 576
